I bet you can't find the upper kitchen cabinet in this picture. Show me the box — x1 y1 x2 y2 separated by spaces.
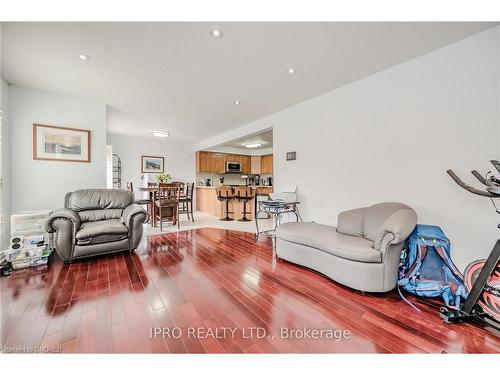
196 151 250 174
250 156 261 174
241 155 251 174
196 151 225 173
196 151 208 172
261 154 273 174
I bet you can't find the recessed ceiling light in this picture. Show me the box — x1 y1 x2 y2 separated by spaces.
287 67 296 74
233 100 241 105
150 129 170 138
78 53 91 61
210 29 223 38
245 142 263 149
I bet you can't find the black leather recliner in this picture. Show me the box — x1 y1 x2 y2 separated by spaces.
45 189 148 263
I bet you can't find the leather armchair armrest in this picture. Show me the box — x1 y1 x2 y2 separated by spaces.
122 204 148 227
45 208 80 262
45 208 81 233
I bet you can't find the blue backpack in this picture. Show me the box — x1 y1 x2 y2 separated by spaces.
398 225 467 310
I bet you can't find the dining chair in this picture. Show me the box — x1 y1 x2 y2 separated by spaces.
170 181 185 195
179 182 195 222
154 183 181 231
127 181 153 217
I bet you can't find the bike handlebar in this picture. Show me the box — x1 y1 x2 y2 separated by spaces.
447 169 500 198
471 170 488 185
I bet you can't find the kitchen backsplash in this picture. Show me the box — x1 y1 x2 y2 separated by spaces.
197 172 273 186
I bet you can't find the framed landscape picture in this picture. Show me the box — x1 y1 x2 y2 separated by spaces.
141 155 164 173
33 123 91 162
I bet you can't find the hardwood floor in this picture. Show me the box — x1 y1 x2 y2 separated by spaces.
1 227 499 353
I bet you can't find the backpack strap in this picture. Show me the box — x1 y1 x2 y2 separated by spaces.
434 245 465 283
402 243 428 279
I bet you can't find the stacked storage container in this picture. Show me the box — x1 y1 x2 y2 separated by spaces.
5 210 53 269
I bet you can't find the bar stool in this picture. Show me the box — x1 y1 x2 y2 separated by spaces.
235 186 254 222
216 186 235 221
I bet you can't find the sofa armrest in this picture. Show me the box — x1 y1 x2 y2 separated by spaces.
45 208 81 233
375 209 417 250
122 204 148 227
45 208 81 262
337 207 366 237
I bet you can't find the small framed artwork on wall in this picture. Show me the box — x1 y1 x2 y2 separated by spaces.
141 155 164 173
33 123 91 162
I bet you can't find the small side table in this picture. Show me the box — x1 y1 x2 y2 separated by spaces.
255 199 301 240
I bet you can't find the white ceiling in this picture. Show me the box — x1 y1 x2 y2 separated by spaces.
219 129 273 150
1 22 496 142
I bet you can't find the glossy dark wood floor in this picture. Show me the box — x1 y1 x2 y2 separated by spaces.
1 228 499 353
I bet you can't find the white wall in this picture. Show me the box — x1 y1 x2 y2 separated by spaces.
198 27 500 271
106 133 195 200
1 79 10 249
9 85 107 212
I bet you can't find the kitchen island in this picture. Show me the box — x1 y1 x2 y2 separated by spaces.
195 186 273 220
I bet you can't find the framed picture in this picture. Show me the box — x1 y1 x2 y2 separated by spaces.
33 123 91 162
141 155 164 173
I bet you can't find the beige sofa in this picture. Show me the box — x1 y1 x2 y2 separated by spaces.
275 202 417 292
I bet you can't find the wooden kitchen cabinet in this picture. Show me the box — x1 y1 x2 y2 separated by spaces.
216 153 226 173
261 154 273 174
241 155 251 174
197 151 225 173
250 156 261 174
196 151 209 172
197 151 261 174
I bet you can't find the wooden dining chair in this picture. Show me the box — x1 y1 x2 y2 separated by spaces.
127 181 153 217
179 182 195 222
154 183 181 231
170 181 185 195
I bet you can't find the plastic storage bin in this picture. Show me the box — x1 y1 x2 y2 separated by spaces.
11 246 52 270
10 210 52 235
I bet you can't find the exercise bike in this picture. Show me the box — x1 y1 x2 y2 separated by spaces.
443 160 500 332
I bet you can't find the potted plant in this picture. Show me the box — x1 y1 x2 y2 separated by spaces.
156 173 171 183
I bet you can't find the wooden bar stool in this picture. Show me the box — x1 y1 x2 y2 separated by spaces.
216 186 235 221
235 186 254 222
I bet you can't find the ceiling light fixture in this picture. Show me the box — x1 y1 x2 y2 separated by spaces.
78 53 91 61
233 100 241 105
245 142 263 149
210 29 223 38
150 129 170 138
287 67 296 74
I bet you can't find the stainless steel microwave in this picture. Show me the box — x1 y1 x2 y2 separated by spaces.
225 161 242 173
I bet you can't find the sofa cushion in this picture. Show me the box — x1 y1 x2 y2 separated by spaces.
76 219 129 245
78 208 123 223
275 222 381 263
337 207 366 237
